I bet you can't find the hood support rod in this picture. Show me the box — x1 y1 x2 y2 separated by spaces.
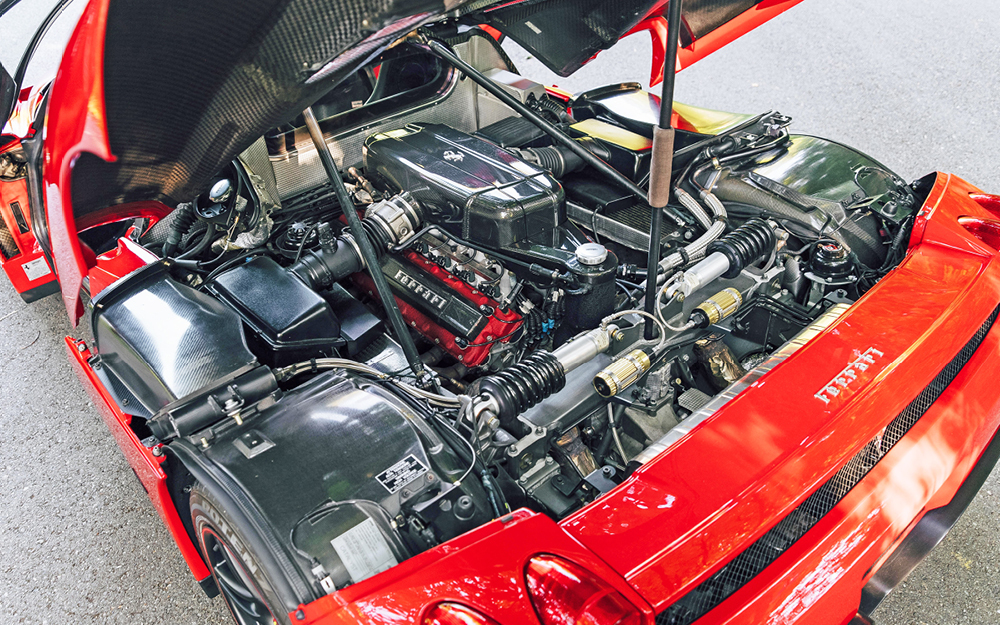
643 0 683 340
302 107 431 387
426 39 683 228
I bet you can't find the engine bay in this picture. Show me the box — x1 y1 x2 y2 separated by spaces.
85 35 923 596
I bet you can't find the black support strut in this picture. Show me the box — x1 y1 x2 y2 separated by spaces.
643 0 683 340
301 107 429 384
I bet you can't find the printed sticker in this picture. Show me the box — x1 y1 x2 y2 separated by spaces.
330 517 398 584
376 454 427 494
22 257 51 282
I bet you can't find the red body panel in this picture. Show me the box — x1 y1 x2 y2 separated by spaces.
43 0 115 323
0 127 57 298
88 235 159 297
65 336 211 583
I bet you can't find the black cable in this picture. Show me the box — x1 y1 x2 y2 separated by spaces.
198 248 268 285
292 222 320 263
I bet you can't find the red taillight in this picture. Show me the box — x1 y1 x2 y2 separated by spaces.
959 216 1000 251
423 603 501 625
525 555 643 625
970 193 1000 219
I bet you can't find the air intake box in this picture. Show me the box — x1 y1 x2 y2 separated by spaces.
363 123 564 248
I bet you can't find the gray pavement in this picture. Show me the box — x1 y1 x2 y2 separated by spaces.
1 0 999 623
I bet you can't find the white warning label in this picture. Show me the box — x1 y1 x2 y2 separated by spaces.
330 517 398 584
22 257 51 282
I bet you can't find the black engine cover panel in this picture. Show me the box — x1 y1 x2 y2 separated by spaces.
364 123 565 248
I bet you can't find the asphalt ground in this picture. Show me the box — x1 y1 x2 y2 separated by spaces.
1 0 999 623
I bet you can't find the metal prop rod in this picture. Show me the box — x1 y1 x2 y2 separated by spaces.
302 107 429 384
426 39 683 227
643 0 683 340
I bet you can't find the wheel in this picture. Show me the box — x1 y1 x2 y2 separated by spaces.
190 484 289 625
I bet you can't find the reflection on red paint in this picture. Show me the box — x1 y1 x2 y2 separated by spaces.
423 603 501 625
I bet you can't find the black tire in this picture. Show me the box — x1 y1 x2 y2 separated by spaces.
190 484 291 625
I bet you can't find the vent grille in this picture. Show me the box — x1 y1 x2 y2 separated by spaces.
657 304 1000 625
0 217 19 259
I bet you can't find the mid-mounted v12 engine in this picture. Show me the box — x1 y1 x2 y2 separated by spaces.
85 49 918 603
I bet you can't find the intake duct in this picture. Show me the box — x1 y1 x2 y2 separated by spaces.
711 173 886 267
288 193 421 291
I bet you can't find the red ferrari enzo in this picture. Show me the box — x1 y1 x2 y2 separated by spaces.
3 0 1000 624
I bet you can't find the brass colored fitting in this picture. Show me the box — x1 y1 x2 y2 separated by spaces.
593 349 652 398
692 287 743 328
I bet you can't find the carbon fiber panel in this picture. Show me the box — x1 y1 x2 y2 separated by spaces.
656 304 1000 625
92 264 258 414
682 0 760 40
485 0 659 76
70 0 465 217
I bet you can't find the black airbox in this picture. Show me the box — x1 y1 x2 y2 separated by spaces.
209 256 341 366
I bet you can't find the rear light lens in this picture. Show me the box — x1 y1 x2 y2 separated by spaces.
424 602 501 625
525 555 643 625
970 193 1000 219
959 216 1000 251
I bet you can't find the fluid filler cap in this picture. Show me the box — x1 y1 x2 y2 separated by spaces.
575 242 608 266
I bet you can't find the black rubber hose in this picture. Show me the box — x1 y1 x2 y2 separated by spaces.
596 404 625 464
162 203 196 257
176 223 215 261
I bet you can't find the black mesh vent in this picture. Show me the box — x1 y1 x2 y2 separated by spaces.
0 216 18 259
657 304 1000 625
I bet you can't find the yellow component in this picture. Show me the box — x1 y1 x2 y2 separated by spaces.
593 349 652 398
545 85 573 101
570 118 652 152
370 127 413 142
672 102 756 135
695 287 743 326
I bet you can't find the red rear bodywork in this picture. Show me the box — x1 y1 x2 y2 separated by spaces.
37 1 1000 623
